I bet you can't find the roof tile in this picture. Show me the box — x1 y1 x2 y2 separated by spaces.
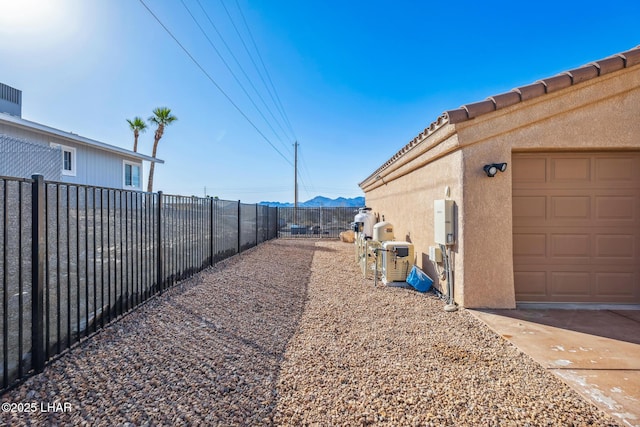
565 65 599 84
362 46 640 186
540 74 572 93
464 100 495 118
489 91 521 110
593 56 625 75
445 108 468 124
514 82 546 101
620 47 640 67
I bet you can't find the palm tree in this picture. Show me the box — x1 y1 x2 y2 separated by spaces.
126 117 147 152
147 107 177 192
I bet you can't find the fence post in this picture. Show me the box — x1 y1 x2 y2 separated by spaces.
157 191 163 295
275 207 278 240
31 174 45 373
237 200 241 253
255 204 259 246
209 197 214 266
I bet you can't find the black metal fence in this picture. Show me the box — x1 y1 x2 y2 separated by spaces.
277 206 357 238
0 174 278 394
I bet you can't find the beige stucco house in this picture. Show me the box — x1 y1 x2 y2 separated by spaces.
359 46 640 309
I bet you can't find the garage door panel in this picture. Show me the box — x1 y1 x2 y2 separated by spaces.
515 193 635 225
595 157 635 181
596 196 635 220
551 196 590 219
513 196 546 219
551 234 590 257
513 233 546 256
512 158 546 183
596 272 636 298
513 152 640 304
551 157 591 182
595 234 635 258
514 271 548 299
550 272 591 297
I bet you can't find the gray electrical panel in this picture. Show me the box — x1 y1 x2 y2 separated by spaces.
434 199 455 245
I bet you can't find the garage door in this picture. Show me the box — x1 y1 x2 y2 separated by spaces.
512 152 640 303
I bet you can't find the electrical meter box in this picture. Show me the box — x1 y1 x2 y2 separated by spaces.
434 199 455 245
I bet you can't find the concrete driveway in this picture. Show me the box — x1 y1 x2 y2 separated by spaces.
470 308 640 427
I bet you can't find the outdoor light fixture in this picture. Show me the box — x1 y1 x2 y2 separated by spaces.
483 162 508 177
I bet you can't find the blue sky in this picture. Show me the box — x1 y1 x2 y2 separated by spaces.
0 0 638 203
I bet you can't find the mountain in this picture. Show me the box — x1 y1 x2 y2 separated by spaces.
260 196 365 208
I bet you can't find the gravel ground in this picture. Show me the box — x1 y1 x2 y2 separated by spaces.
1 239 619 426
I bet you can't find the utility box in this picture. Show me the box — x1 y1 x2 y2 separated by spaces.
381 241 415 283
429 246 442 262
434 199 455 245
373 221 394 242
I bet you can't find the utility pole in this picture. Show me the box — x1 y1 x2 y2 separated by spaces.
294 141 299 225
294 142 299 208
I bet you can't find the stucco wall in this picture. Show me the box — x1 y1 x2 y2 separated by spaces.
457 141 515 308
362 126 465 302
362 65 640 309
454 66 640 308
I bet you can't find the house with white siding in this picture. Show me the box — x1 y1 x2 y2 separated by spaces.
0 82 162 190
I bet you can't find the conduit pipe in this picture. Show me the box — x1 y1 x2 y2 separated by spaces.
441 244 458 312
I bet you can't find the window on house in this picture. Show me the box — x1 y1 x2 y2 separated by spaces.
51 144 76 176
63 150 72 171
124 161 141 188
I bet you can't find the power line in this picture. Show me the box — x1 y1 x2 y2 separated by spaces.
194 0 294 155
218 0 296 142
138 0 293 167
180 0 290 149
297 144 316 195
233 0 297 141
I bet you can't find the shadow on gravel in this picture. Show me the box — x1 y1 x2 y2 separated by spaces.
0 239 320 427
156 239 319 425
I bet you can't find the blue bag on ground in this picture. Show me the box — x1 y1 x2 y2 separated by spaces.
406 266 433 292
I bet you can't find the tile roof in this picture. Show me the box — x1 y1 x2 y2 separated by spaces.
445 45 640 124
361 45 640 186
